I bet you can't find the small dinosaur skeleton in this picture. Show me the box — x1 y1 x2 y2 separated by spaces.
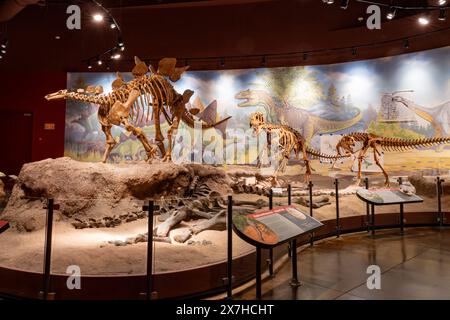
333 132 450 186
45 57 230 162
249 112 349 185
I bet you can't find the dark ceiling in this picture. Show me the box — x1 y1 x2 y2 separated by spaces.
0 0 449 72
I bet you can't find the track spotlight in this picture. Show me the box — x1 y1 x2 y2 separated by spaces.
404 39 410 49
120 46 125 51
110 48 121 60
1 39 8 49
1 49 5 54
439 0 447 5
418 17 429 25
386 7 396 20
87 61 92 69
110 23 116 29
97 57 103 65
340 0 349 9
322 0 334 4
118 37 124 47
438 9 447 21
93 13 104 22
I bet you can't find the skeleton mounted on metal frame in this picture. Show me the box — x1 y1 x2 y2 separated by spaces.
332 132 450 187
45 57 230 163
249 112 349 185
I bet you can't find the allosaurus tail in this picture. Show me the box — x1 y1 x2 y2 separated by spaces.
306 146 350 160
381 136 450 151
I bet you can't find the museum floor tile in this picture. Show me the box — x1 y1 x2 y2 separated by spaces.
235 227 450 300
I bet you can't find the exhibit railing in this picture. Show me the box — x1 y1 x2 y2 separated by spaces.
0 174 448 300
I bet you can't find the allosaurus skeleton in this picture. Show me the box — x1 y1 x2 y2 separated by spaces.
249 112 349 185
45 57 230 162
332 132 450 186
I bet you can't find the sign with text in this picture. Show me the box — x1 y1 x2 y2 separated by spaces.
233 206 323 247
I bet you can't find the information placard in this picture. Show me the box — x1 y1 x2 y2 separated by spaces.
233 205 323 247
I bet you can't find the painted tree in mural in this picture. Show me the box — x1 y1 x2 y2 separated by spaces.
258 66 324 109
326 84 340 108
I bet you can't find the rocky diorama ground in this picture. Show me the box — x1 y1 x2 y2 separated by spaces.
0 156 449 275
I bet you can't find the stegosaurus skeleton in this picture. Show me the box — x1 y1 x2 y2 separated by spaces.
333 132 450 186
249 112 349 184
45 57 229 163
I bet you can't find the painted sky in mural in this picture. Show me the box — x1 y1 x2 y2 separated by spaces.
65 46 450 162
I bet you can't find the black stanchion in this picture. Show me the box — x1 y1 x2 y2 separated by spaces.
256 247 262 300
397 177 405 234
364 177 370 232
41 198 54 300
308 181 314 246
143 200 155 300
437 177 444 226
288 184 292 205
287 185 292 257
289 238 300 287
268 189 274 276
334 179 340 238
371 204 376 237
227 195 233 299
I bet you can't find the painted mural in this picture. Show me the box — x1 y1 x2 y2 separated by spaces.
64 46 450 176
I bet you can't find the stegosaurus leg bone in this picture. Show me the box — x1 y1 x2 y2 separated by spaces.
121 118 157 161
101 124 117 163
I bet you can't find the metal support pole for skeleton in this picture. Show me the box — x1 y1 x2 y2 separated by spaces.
371 204 375 237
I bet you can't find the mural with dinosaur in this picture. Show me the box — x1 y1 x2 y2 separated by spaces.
64 46 450 179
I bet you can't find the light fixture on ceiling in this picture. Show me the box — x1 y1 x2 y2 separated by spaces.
438 8 447 21
438 0 447 5
340 0 349 9
322 0 334 4
110 48 121 60
386 7 396 20
87 61 92 69
110 23 116 29
1 39 8 49
97 57 103 65
93 13 104 22
418 16 430 25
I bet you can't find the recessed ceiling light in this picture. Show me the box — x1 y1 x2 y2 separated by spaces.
439 8 447 21
418 17 429 25
93 14 104 22
55 35 61 40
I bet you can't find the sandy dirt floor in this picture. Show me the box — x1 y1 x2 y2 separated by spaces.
0 218 254 275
